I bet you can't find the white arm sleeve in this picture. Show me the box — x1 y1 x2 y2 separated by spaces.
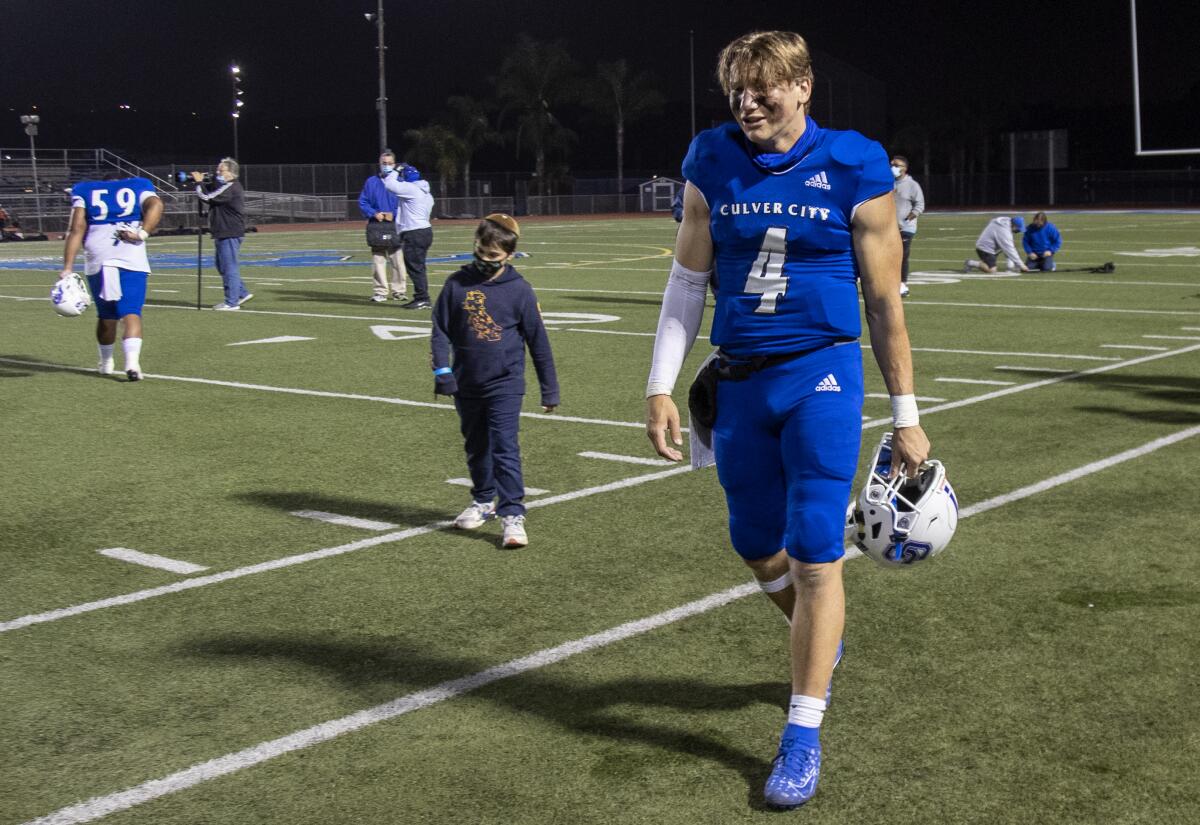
645 259 711 398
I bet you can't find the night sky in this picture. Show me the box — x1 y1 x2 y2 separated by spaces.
3 0 1198 171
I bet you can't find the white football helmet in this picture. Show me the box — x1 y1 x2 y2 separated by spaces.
51 273 92 317
850 432 958 568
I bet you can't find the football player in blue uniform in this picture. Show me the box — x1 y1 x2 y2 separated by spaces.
59 174 162 380
645 31 931 808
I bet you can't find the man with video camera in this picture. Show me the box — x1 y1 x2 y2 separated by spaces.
190 157 250 311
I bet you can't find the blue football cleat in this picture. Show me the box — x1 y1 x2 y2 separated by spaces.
764 733 822 809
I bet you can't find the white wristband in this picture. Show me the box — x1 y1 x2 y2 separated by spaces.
891 394 919 428
137 229 149 241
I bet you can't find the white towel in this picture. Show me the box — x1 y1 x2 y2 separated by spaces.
688 349 719 470
99 265 122 302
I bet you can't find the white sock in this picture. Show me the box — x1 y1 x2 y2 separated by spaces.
98 343 115 365
787 694 827 728
123 337 143 370
966 259 980 270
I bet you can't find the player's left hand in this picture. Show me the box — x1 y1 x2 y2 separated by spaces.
890 425 930 479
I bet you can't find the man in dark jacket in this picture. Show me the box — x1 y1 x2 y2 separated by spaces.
431 213 558 548
194 158 250 310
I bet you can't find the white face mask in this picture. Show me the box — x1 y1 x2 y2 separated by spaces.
890 165 904 179
380 164 394 174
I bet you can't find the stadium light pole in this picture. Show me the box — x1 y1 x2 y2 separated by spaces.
231 64 244 159
20 114 43 232
365 1 388 153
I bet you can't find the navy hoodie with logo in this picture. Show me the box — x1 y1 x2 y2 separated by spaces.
431 263 559 405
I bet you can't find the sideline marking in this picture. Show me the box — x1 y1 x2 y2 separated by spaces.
1144 334 1200 341
1100 344 1167 351
995 365 1073 374
290 511 398 531
934 377 1014 386
96 548 207 576
578 450 674 467
445 478 549 496
22 424 1200 825
227 336 315 347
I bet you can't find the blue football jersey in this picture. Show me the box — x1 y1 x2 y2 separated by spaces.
70 177 157 226
683 120 893 356
70 177 158 274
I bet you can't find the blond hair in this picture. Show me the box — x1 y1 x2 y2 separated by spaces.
716 31 814 96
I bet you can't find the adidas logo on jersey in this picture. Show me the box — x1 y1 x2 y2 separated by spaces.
804 171 832 191
815 373 841 392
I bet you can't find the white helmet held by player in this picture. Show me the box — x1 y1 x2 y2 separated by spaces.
850 432 958 567
51 273 92 317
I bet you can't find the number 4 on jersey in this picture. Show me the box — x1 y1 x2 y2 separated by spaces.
744 226 789 313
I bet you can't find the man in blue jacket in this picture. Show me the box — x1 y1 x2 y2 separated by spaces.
1023 211 1063 271
358 150 407 302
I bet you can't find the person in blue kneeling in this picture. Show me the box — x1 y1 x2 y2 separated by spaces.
1023 211 1062 271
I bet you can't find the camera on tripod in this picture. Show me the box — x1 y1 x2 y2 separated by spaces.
175 170 214 187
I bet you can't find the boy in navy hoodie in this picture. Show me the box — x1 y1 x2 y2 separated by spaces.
431 214 559 548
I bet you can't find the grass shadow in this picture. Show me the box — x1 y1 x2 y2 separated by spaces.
235 490 449 529
180 633 786 808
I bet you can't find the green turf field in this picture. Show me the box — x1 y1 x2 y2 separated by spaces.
2 211 1198 824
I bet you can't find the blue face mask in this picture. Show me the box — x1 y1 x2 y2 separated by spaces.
380 164 394 174
215 174 226 183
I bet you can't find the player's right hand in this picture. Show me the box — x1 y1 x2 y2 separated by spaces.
57 270 72 279
646 394 683 462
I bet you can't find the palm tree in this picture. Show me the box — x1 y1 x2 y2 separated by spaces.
442 95 500 195
586 59 665 197
495 34 578 196
402 123 465 199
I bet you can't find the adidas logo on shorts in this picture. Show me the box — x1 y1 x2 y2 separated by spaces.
815 373 841 392
804 171 832 190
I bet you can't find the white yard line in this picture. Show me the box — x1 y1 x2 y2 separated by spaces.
0 358 650 431
289 511 398 531
22 422 1200 825
911 347 1119 362
445 478 550 496
904 299 1200 317
866 393 945 402
578 450 675 467
96 549 207 575
227 336 315 347
0 466 691 635
934 377 1015 386
994 365 1074 374
1100 344 1168 351
1143 334 1200 341
861 343 1200 428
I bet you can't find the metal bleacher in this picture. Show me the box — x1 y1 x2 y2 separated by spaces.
0 148 345 233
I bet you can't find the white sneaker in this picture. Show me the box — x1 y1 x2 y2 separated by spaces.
98 359 115 375
370 294 388 303
963 259 972 273
391 291 407 301
454 500 496 529
238 293 255 305
899 283 909 297
213 302 240 311
501 515 528 548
